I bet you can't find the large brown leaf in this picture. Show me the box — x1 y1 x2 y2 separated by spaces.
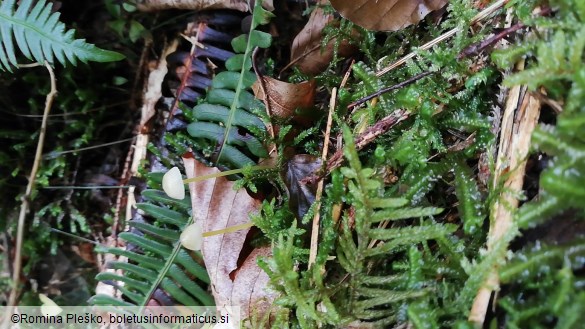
288 3 357 75
252 76 317 126
330 0 448 31
182 154 276 318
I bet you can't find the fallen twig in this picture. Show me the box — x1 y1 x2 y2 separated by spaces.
457 22 524 59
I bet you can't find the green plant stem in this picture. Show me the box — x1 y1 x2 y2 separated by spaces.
8 62 56 308
215 2 261 165
202 222 255 237
182 165 273 184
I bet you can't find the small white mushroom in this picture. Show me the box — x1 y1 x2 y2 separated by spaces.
162 167 185 200
180 222 203 251
39 293 63 316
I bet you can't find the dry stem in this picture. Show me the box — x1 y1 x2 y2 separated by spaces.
308 88 337 267
8 62 57 307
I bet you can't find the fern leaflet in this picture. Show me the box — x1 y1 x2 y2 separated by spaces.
0 0 124 71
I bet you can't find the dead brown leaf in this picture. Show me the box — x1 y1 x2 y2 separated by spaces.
330 0 448 31
229 246 277 318
284 154 322 220
182 154 275 318
288 4 357 75
252 76 317 126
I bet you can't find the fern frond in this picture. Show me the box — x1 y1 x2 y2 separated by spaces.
90 189 213 307
0 0 124 71
175 0 273 169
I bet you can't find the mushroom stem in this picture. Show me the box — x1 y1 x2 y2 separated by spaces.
182 165 273 184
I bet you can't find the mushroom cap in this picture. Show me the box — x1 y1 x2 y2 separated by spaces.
39 293 63 316
180 222 203 251
162 167 185 200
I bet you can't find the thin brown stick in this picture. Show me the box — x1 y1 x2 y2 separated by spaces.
308 88 337 267
166 22 205 123
302 109 410 185
457 22 524 59
529 90 563 113
457 6 551 60
340 59 355 89
348 71 435 110
8 62 57 307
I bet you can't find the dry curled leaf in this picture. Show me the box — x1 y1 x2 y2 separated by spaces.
284 154 322 220
182 154 275 319
252 76 317 126
330 0 448 31
288 4 357 75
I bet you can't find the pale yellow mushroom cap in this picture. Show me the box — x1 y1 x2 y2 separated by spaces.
162 167 185 200
180 222 203 251
39 293 63 316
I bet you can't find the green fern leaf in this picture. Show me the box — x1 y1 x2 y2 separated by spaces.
183 0 272 169
91 188 212 307
0 0 124 71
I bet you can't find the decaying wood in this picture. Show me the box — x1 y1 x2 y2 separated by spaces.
468 60 541 325
100 40 179 304
136 0 249 12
